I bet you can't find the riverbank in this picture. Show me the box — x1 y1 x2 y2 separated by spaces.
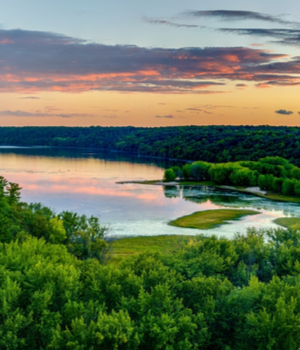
0 144 191 163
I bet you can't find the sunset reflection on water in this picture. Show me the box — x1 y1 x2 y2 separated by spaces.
0 147 299 237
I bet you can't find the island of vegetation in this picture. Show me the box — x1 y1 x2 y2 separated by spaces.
169 209 259 230
2 174 300 349
163 156 300 204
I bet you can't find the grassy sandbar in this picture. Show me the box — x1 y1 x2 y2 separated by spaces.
169 209 259 230
273 217 300 229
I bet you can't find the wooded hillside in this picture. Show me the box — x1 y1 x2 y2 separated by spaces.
1 125 300 165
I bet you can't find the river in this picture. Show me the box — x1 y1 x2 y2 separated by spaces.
0 146 299 237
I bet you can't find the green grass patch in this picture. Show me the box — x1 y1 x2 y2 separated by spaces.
110 235 194 264
273 217 300 229
169 209 259 230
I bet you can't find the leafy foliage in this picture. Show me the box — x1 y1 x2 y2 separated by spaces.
1 175 300 348
0 177 109 262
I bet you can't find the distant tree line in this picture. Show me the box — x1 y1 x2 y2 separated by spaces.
2 125 300 165
164 156 300 197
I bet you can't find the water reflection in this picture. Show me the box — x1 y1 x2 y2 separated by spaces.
0 146 299 238
163 184 300 219
0 146 180 168
163 186 181 199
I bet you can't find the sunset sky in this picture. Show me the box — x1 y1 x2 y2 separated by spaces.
1 0 300 127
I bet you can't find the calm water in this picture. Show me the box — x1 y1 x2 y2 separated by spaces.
0 146 299 237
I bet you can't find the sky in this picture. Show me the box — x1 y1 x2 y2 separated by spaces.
1 0 300 127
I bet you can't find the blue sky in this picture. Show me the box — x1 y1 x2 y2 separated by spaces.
2 0 300 49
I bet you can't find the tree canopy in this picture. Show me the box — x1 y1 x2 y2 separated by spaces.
0 174 300 348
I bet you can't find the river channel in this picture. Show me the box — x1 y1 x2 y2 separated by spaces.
0 146 299 238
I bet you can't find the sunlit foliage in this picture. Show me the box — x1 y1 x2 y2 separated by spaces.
1 175 300 349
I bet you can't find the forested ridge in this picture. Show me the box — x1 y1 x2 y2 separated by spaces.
2 175 300 349
1 125 300 165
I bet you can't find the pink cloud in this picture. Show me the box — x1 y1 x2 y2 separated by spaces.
0 29 299 94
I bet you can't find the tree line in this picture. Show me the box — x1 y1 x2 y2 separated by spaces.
2 125 300 165
164 156 300 197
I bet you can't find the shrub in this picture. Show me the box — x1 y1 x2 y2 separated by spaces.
163 169 176 182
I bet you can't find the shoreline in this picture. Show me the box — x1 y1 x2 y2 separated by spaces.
0 144 191 163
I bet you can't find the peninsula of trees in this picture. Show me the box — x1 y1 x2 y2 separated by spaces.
1 125 300 165
164 156 300 197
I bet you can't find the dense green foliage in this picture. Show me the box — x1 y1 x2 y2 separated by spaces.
2 175 300 348
163 168 176 182
165 156 300 197
2 125 300 165
0 176 109 261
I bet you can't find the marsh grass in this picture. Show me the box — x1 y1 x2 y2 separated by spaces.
110 235 194 263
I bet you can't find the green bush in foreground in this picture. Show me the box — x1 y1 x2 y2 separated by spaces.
2 228 300 349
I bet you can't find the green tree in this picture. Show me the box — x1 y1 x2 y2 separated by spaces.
7 182 22 205
190 161 211 181
229 167 254 186
171 166 183 179
290 167 300 180
258 174 275 191
47 217 67 244
294 181 300 196
209 164 235 185
182 164 192 180
272 177 284 194
163 169 176 182
282 179 295 196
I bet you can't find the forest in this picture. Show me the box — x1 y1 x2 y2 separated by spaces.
1 175 300 349
1 125 300 165
164 156 300 197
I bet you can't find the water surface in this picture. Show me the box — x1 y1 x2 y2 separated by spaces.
0 146 299 238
